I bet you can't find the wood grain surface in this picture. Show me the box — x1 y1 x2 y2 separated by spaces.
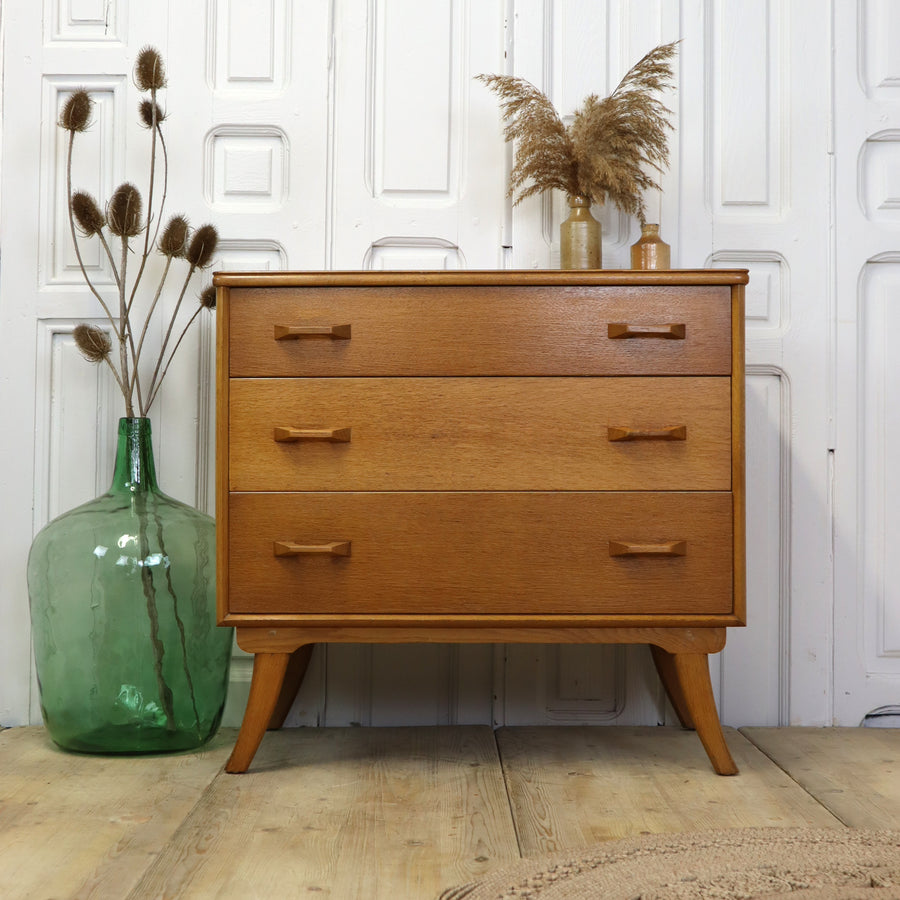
227 284 732 377
226 491 734 615
0 727 232 900
497 726 843 854
228 376 732 491
741 726 900 829
7 723 894 900
128 726 519 899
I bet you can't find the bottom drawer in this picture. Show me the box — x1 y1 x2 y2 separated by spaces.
226 492 733 616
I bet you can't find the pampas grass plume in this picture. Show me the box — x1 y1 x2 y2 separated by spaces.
479 41 678 222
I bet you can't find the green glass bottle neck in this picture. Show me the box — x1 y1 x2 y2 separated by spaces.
110 417 159 493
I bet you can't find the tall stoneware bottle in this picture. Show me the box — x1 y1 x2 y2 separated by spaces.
560 195 601 269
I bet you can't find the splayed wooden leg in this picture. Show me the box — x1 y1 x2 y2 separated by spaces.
650 644 694 728
225 652 290 774
652 647 739 776
267 644 314 730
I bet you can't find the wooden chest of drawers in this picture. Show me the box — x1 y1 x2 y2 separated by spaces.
215 270 748 774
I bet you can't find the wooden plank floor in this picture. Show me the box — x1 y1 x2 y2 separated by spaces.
742 726 900 829
496 726 843 854
0 725 897 900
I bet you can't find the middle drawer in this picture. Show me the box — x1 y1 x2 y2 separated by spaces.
229 377 732 491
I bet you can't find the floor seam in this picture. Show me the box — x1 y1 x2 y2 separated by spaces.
737 727 852 828
494 728 526 859
122 751 230 899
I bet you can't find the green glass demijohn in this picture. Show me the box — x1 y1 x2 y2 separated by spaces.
27 417 232 753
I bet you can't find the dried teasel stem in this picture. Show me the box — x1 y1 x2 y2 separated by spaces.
62 47 218 420
134 46 167 92
73 323 112 362
59 46 216 735
144 223 218 411
128 84 168 313
63 131 119 340
130 253 174 402
128 212 188 402
118 230 135 416
71 192 106 236
59 89 93 133
73 323 128 397
144 287 216 412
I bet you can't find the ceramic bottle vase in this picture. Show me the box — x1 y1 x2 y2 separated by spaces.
560 195 601 269
27 417 232 753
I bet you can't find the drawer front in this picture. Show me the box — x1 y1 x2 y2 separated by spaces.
229 377 732 491
226 492 733 615
227 285 732 377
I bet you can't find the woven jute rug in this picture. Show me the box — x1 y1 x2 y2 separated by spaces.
439 828 900 899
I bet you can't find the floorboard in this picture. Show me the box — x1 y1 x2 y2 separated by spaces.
126 726 519 900
3 725 897 900
741 726 900 829
496 726 843 855
0 726 232 900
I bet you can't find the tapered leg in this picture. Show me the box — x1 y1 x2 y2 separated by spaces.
653 648 739 776
225 652 290 774
649 644 694 728
267 644 314 730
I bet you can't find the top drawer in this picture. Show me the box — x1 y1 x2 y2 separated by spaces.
226 284 733 377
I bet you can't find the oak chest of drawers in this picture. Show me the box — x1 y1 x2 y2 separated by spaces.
215 269 748 774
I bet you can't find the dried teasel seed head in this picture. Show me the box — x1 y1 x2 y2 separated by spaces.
199 286 217 310
106 183 143 237
138 99 167 128
59 90 93 133
134 46 167 92
185 224 219 269
73 324 112 363
71 191 106 236
159 215 190 257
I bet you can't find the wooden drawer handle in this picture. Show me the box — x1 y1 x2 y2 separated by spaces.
607 425 687 442
274 541 352 557
273 426 352 443
607 323 686 340
274 324 351 340
609 540 687 558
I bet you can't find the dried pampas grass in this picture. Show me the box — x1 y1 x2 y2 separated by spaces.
478 41 677 222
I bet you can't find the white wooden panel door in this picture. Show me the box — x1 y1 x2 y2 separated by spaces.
329 0 506 271
501 0 832 728
689 0 833 727
0 0 840 730
0 1 331 726
833 0 900 724
321 0 506 725
498 1 678 726
0 3 165 726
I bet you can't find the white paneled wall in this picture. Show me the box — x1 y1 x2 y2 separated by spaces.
834 0 900 720
1 0 895 731
330 0 506 269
